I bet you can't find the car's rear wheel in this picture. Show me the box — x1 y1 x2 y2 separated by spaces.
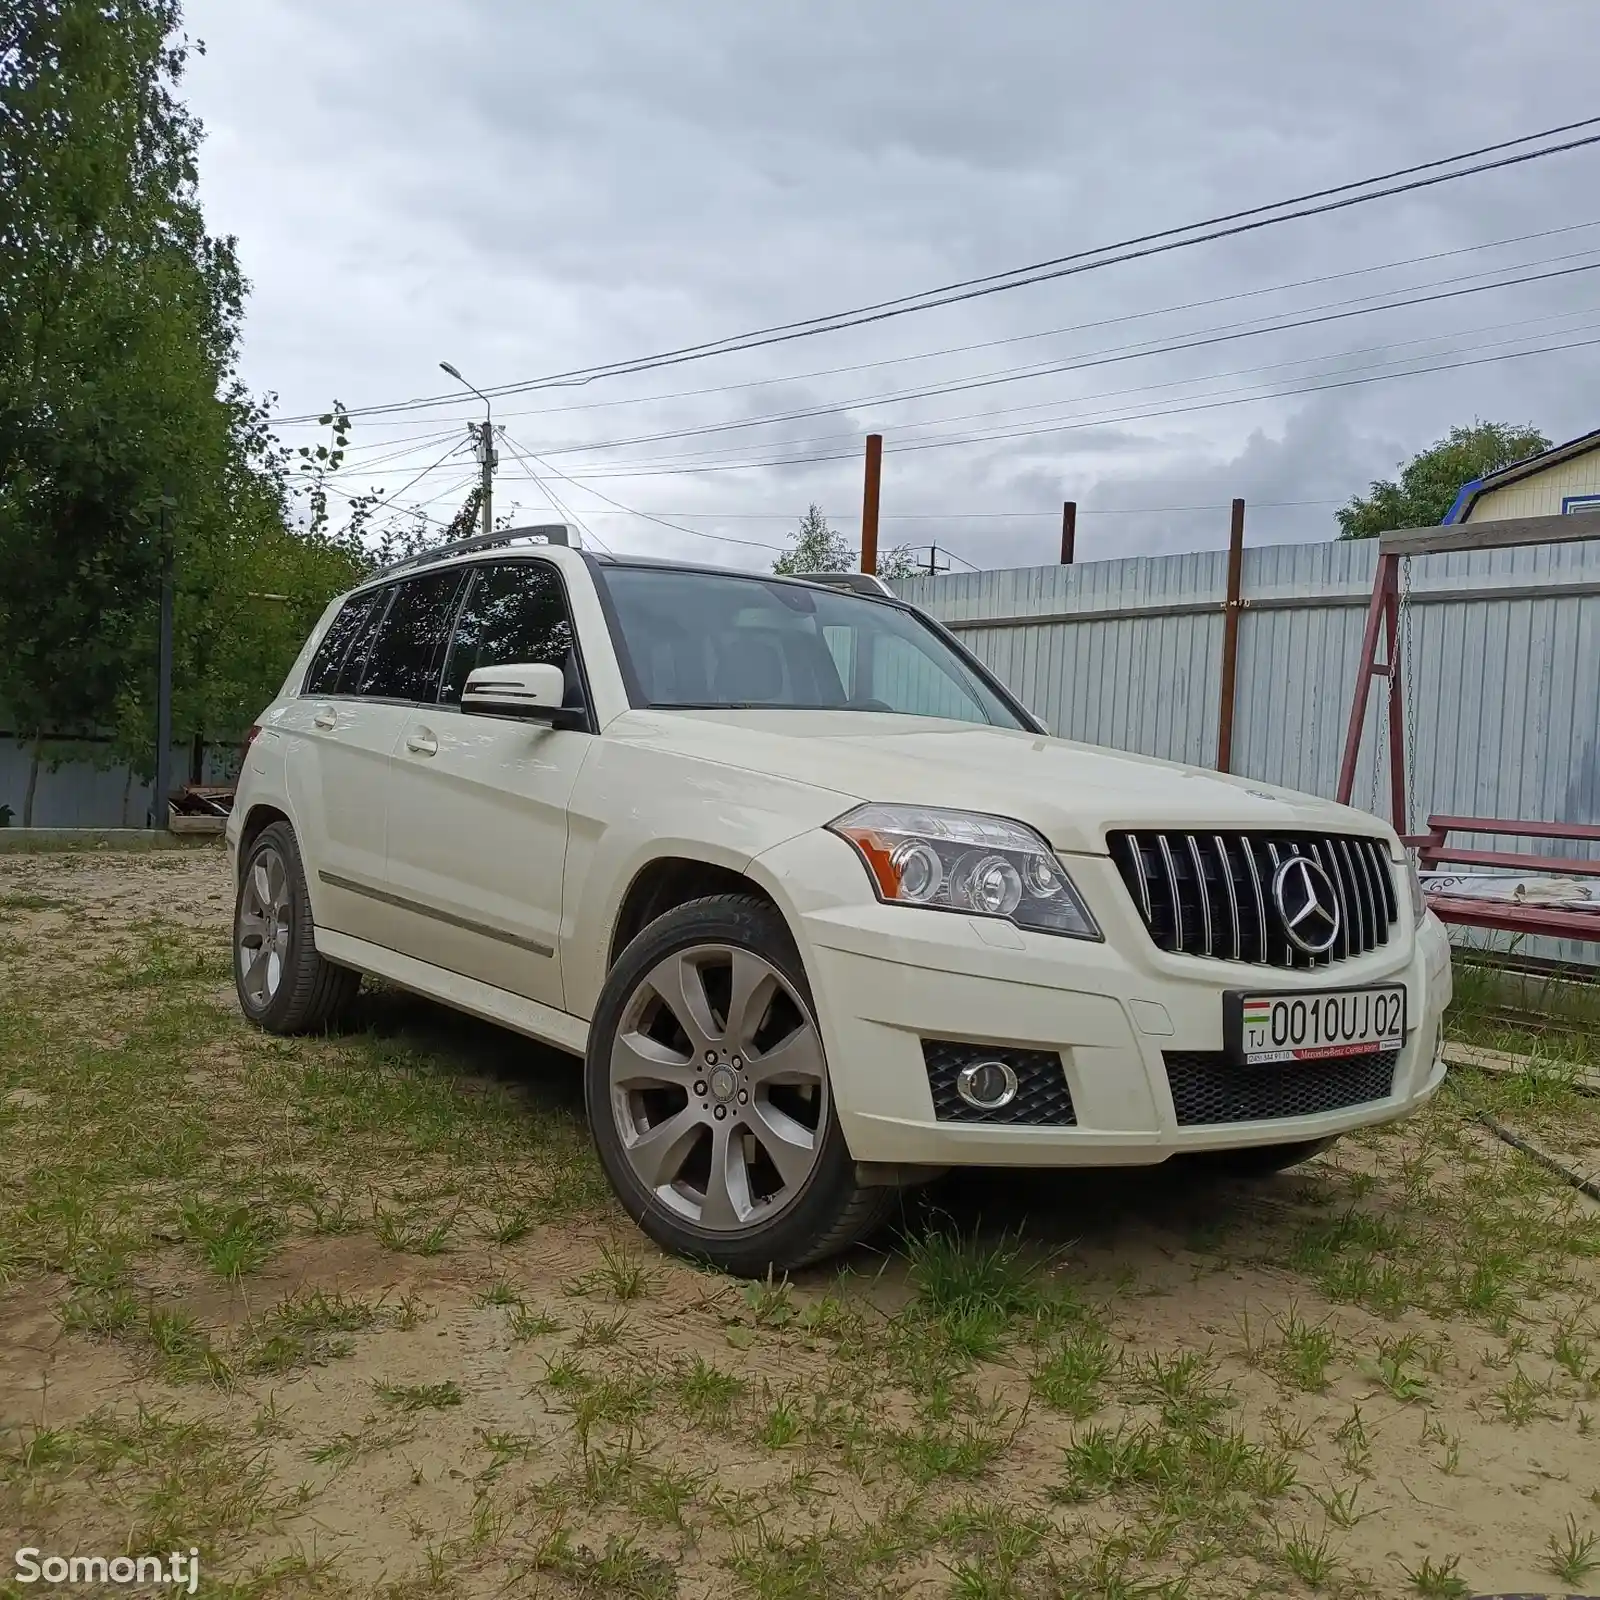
234 820 359 1034
586 894 891 1276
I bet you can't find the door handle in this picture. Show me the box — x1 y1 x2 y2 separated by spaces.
405 729 439 757
313 705 337 730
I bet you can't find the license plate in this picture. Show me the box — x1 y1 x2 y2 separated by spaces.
1225 985 1406 1065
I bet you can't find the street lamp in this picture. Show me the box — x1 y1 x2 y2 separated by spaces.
439 360 496 537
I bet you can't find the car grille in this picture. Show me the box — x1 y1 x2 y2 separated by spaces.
1109 830 1398 968
1164 1049 1399 1126
921 1040 1077 1126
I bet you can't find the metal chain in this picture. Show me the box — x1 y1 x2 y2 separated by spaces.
1367 685 1383 816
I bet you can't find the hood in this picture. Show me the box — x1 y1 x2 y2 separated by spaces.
607 709 1394 857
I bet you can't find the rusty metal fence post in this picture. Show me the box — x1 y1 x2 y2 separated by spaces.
859 434 883 574
1060 500 1076 564
1215 498 1246 773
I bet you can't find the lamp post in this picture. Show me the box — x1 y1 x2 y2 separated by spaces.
439 361 496 538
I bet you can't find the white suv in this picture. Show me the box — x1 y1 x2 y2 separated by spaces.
228 529 1453 1275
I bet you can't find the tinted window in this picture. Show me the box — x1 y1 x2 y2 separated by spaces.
599 567 1024 729
440 562 579 706
303 592 377 695
357 570 465 701
334 590 391 695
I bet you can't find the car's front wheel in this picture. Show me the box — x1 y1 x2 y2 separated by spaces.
585 894 890 1276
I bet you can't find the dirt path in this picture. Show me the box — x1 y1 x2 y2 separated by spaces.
2 848 1598 1597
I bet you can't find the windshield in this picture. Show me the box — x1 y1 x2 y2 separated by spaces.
599 566 1028 730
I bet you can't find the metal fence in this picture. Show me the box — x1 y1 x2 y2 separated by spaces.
0 740 237 829
896 536 1600 966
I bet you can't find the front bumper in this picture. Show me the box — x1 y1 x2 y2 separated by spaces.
755 832 1453 1168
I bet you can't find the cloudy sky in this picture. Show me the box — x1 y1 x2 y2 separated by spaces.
182 0 1600 571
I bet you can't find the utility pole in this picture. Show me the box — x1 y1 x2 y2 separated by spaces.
473 419 497 537
152 489 174 830
859 433 883 575
440 361 496 536
1060 500 1077 565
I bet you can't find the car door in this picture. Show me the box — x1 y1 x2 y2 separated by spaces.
384 558 595 1011
282 582 404 946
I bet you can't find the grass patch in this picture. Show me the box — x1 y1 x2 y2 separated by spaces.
374 1379 465 1412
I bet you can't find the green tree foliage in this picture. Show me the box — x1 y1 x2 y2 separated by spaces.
773 504 852 574
0 1 370 815
771 502 918 580
1336 420 1550 538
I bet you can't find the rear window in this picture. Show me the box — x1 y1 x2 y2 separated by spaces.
302 592 378 696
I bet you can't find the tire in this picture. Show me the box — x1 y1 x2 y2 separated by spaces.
585 893 891 1277
1189 1136 1338 1179
233 820 359 1035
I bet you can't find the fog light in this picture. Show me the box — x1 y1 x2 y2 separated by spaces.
955 1059 1019 1111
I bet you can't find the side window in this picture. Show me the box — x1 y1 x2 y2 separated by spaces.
356 570 465 701
440 561 578 706
333 590 391 695
302 592 377 696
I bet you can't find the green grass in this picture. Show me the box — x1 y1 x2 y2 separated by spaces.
8 862 1600 1598
1031 1323 1116 1417
673 1355 746 1429
373 1379 465 1412
1405 1554 1471 1598
529 1529 677 1599
1546 1515 1600 1585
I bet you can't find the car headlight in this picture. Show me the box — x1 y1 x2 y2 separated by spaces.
828 803 1101 939
1405 854 1426 921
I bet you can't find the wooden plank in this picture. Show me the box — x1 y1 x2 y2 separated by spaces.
1378 511 1600 556
1419 846 1600 877
1425 893 1600 942
1427 814 1600 843
1443 1040 1600 1093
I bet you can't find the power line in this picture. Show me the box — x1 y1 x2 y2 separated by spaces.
561 500 1345 520
341 302 1599 491
516 325 1600 481
519 259 1600 460
493 432 612 553
544 299 1600 472
266 217 1600 432
270 116 1600 423
321 256 1600 480
499 431 786 554
320 480 455 530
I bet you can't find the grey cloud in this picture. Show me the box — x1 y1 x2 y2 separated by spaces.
183 0 1600 574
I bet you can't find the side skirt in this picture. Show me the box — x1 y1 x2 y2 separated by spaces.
314 928 590 1057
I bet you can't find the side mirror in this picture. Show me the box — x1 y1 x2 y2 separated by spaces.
461 663 583 728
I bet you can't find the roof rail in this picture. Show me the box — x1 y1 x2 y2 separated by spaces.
794 570 896 598
370 524 570 580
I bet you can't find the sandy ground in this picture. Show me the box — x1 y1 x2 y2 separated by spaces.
2 847 1598 1599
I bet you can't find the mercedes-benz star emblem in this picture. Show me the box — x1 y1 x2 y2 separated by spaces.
1270 855 1342 954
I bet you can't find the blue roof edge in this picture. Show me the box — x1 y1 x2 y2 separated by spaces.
1441 478 1481 525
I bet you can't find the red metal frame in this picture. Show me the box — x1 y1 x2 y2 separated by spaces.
1414 815 1600 942
1335 549 1408 830
1336 525 1600 945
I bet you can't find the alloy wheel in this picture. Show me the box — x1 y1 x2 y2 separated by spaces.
237 847 292 1009
608 943 828 1231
